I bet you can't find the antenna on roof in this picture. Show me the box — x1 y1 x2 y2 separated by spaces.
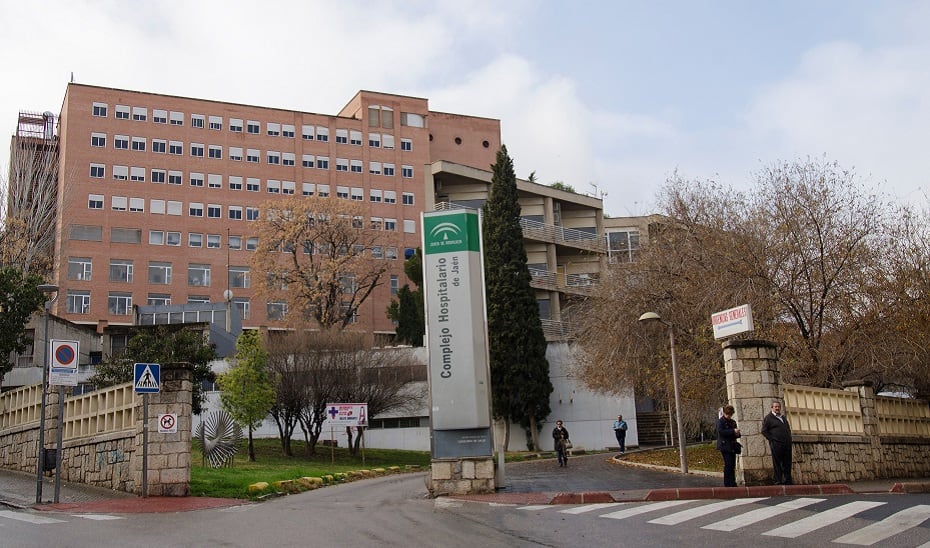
70 72 74 83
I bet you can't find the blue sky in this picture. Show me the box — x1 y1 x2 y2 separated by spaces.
2 0 928 216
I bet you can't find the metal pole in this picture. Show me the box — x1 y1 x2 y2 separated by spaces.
35 304 50 504
54 385 65 502
668 325 688 474
142 393 149 498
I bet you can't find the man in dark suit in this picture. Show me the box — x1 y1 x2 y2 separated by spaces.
761 400 793 485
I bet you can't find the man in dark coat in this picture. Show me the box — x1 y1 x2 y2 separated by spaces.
761 400 793 485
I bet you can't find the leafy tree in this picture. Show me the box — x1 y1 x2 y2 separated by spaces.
0 267 46 385
386 248 424 346
482 145 553 451
89 325 218 414
251 196 392 329
218 330 275 462
549 181 577 193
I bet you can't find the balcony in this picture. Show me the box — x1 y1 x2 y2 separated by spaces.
519 219 605 253
540 319 574 342
529 268 598 296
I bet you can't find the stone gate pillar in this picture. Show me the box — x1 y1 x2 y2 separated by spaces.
721 339 780 486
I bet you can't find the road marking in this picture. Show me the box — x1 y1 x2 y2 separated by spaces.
649 498 767 525
0 510 66 525
559 503 624 515
517 504 554 511
433 498 463 509
72 514 124 520
600 500 694 520
832 504 930 545
762 501 886 538
702 497 825 531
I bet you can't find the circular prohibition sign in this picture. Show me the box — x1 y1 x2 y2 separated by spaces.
160 414 176 430
54 344 76 366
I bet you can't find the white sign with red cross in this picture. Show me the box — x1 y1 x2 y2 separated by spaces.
324 403 368 427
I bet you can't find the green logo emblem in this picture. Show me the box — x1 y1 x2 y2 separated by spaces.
423 211 480 254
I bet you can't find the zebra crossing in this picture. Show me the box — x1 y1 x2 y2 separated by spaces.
510 497 930 546
0 509 124 526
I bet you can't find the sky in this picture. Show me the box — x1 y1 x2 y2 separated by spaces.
2 0 929 217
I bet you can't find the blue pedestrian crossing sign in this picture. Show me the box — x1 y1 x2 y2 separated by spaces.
134 363 161 393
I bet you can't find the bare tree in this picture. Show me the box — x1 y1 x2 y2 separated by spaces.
251 196 393 329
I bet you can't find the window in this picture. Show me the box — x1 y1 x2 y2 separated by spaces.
390 275 399 296
190 173 204 187
316 127 329 142
229 266 251 288
402 165 413 178
316 157 329 169
190 143 204 157
229 176 243 190
369 133 381 148
67 291 91 314
246 178 260 192
150 200 165 214
385 247 398 260
247 120 259 134
114 135 129 149
152 139 166 153
607 229 641 264
68 257 92 281
109 259 133 282
191 114 205 128
169 141 183 155
129 197 144 212
111 196 127 211
302 183 315 196
130 166 146 181
148 261 172 284
400 112 425 127
350 130 362 146
266 122 280 136
246 237 259 251
170 111 184 125
92 102 108 117
153 109 167 124
267 302 288 320
351 187 363 201
167 201 182 215
282 124 295 138
404 219 416 233
208 204 221 218
301 125 314 140
370 189 382 203
370 217 382 230
246 207 260 221
384 190 397 204
302 154 314 168
382 134 395 149
166 231 181 246
383 163 395 176
91 132 106 147
229 235 242 250
207 234 221 248
372 246 383 259
267 180 281 194
267 151 280 165
149 230 164 245
229 118 243 132
282 181 295 195
189 202 204 217
188 264 211 286
317 184 330 198
229 206 243 220
208 145 222 159
335 129 348 144
132 107 147 121
353 216 364 229
247 149 259 163
167 171 182 185
282 152 295 166
148 294 171 306
112 165 128 180
209 115 222 130
234 298 250 320
400 138 412 151
115 105 130 119
88 194 103 209
90 164 105 178
369 161 382 175
189 233 203 247
336 186 349 199
336 158 349 172
208 174 222 188
385 219 397 231
350 160 363 173
108 293 132 315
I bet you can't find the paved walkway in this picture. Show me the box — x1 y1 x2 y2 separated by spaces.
2 451 929 514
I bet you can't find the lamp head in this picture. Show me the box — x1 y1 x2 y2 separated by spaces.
37 284 58 293
638 312 661 323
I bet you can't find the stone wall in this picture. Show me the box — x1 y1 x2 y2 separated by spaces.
428 457 495 496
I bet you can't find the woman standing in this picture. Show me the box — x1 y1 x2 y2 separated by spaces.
716 405 741 487
552 420 570 467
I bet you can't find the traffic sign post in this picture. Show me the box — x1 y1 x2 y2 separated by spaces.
134 363 160 498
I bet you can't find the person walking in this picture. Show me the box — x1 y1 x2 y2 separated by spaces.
552 420 570 467
613 415 628 454
716 405 741 487
761 400 793 485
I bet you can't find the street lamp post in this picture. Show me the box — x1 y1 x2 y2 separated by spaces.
638 311 688 474
35 284 58 503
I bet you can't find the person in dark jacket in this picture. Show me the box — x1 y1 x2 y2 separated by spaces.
761 400 793 485
552 420 570 467
716 404 741 487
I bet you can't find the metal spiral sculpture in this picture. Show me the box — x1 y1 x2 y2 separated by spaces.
195 410 243 468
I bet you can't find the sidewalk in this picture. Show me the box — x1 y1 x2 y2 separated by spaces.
3 451 929 514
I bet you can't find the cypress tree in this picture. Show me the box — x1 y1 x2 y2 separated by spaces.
482 145 552 450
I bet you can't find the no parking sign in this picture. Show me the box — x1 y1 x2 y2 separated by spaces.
49 339 79 386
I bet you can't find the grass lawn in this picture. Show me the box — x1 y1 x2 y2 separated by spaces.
620 442 723 471
190 438 430 499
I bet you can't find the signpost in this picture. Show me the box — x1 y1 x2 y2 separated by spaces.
134 363 160 497
325 403 368 465
711 304 754 339
49 339 79 503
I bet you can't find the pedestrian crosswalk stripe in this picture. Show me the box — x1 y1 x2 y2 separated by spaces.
600 499 693 520
831 504 930 546
559 503 624 515
517 504 553 511
702 497 825 532
73 514 124 520
762 500 886 538
0 510 66 525
649 497 767 525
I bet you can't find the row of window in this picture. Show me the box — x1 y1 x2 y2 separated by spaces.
92 132 413 154
89 161 415 180
91 102 426 134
